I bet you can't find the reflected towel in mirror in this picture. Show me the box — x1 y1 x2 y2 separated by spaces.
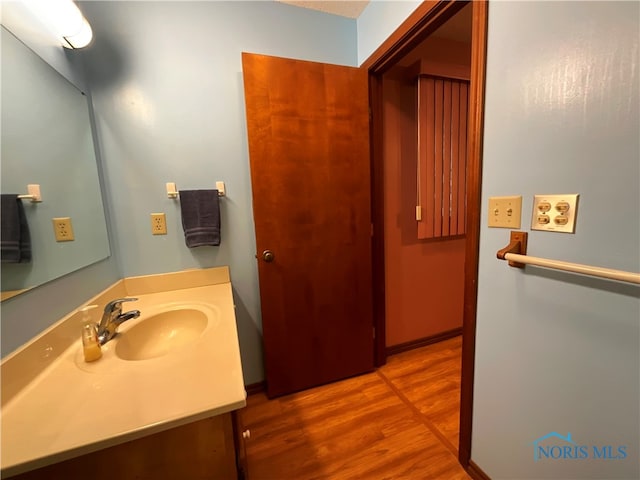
1 194 31 263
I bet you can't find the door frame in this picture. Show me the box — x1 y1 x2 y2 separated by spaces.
363 0 488 471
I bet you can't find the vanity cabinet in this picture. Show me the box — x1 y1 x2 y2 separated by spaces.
1 268 248 479
8 414 238 480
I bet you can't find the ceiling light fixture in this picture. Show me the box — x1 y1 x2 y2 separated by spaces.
22 0 93 49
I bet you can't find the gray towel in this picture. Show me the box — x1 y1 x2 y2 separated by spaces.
1 194 31 263
179 189 221 247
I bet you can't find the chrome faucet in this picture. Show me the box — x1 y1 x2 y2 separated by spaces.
97 298 140 345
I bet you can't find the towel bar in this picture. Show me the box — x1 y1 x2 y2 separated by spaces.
166 182 225 198
497 231 640 284
17 184 42 203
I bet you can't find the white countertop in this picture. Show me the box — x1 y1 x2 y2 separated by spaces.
1 267 246 477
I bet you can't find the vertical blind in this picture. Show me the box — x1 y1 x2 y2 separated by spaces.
417 75 469 239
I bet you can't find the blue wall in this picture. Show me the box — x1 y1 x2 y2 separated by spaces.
472 2 639 478
78 1 358 385
356 0 421 65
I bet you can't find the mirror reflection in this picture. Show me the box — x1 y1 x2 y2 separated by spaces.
1 26 110 301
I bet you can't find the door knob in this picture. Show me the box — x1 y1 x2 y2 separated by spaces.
262 250 275 263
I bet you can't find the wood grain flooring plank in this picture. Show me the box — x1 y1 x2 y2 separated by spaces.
380 337 463 454
239 337 468 480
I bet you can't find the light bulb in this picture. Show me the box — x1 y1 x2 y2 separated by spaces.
22 0 93 49
64 17 93 48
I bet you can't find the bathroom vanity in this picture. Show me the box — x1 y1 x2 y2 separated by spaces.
1 267 247 479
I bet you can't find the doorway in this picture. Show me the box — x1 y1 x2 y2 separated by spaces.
365 1 488 471
381 4 472 356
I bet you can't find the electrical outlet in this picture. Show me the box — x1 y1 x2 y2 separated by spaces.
52 217 75 242
488 196 522 229
151 213 167 235
531 194 579 233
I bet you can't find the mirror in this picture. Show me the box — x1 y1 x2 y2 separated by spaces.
1 26 110 301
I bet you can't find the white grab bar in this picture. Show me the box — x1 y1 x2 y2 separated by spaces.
497 231 640 285
503 253 640 284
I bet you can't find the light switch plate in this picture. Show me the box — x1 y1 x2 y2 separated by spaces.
531 193 579 233
488 196 522 229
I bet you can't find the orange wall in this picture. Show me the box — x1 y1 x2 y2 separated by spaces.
383 73 466 347
397 36 472 80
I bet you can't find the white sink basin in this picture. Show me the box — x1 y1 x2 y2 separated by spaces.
115 308 208 361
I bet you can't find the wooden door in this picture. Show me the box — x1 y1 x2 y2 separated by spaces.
242 53 374 398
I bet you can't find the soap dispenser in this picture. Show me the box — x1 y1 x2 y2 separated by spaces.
80 305 101 362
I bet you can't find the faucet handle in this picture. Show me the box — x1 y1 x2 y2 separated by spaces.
104 297 138 313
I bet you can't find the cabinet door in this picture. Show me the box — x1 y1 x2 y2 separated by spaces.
232 410 250 479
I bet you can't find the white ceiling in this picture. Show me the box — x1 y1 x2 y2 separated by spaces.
277 1 370 19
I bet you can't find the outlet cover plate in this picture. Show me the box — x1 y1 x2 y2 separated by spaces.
52 217 74 242
531 193 579 233
151 213 167 235
488 195 522 229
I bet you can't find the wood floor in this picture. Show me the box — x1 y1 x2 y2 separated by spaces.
239 336 469 480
